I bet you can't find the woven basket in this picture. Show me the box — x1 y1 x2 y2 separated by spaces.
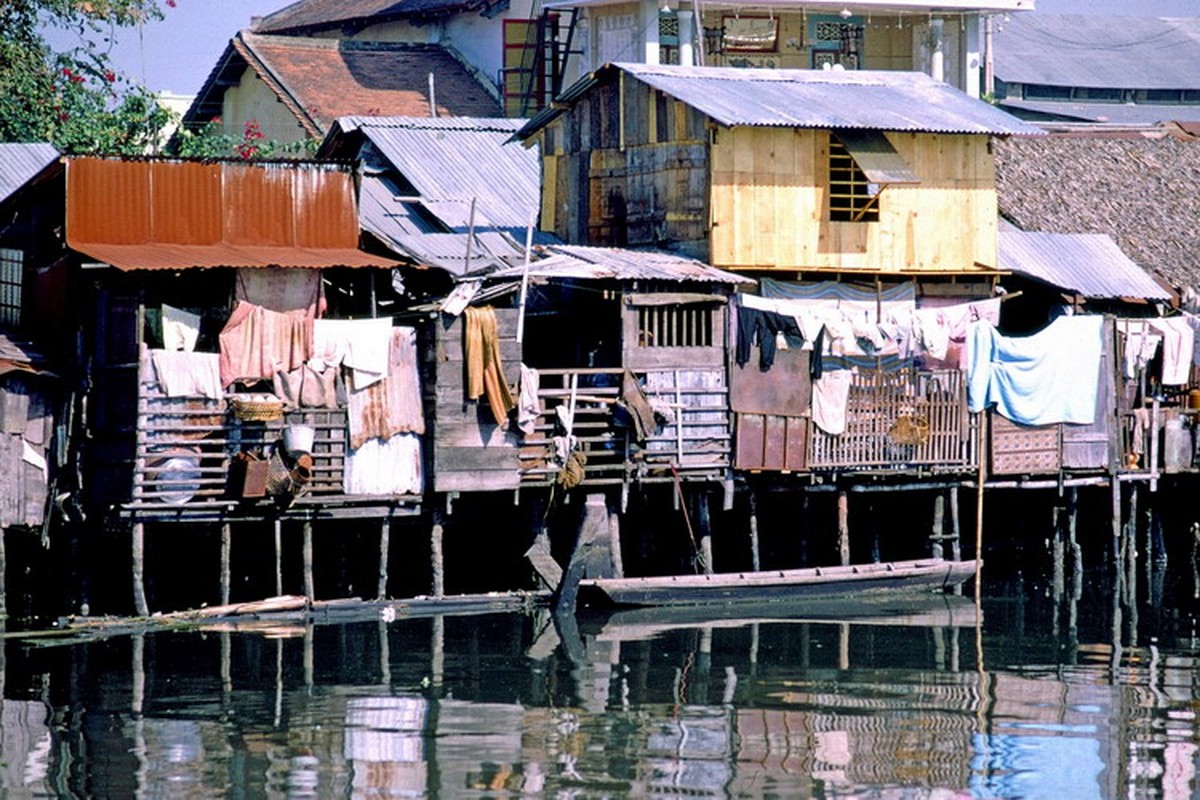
889 414 931 447
229 394 285 422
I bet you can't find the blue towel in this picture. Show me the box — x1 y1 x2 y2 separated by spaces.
967 316 1104 426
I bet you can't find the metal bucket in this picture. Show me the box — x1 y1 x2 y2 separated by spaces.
283 424 316 456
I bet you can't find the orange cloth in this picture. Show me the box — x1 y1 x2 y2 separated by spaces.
218 301 312 388
464 306 515 425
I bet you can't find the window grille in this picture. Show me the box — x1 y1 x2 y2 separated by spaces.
0 249 22 328
828 138 878 223
637 304 713 348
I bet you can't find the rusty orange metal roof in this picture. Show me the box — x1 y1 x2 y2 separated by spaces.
66 157 396 270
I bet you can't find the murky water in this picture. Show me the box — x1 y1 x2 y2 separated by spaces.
1 564 1198 798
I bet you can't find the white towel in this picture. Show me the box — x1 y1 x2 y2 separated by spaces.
313 318 394 390
812 369 855 435
161 304 201 352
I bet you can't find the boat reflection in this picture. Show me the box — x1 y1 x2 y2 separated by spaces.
0 589 1195 798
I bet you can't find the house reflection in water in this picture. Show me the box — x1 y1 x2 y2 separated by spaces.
0 607 1196 797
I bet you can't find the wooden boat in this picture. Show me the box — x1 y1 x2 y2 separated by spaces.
578 558 976 608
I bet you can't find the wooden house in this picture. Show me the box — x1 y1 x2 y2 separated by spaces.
61 156 426 614
0 145 66 553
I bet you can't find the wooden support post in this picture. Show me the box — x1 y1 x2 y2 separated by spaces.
931 492 946 560
747 485 761 573
974 412 987 601
273 519 283 598
431 509 445 598
0 526 7 619
1111 476 1122 567
303 623 314 689
132 522 149 617
607 497 624 579
1052 503 1065 606
377 519 390 600
1068 487 1082 600
837 490 850 567
557 493 608 613
302 520 314 601
948 488 962 562
696 490 714 575
220 522 231 607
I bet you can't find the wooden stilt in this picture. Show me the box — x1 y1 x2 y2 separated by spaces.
0 526 7 619
1068 487 1082 600
948 488 962 562
558 493 608 613
837 490 850 567
696 490 714 575
431 509 445 598
132 522 148 617
220 631 232 697
974 412 987 602
431 614 445 688
303 623 314 689
220 522 231 607
378 620 391 685
1111 476 1122 567
1052 503 1065 636
931 492 946 560
302 520 314 601
377 519 390 600
607 497 624 578
747 485 761 572
273 519 283 598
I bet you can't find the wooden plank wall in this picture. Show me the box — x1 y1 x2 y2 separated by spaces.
541 82 710 255
709 127 998 273
0 378 51 528
430 309 522 493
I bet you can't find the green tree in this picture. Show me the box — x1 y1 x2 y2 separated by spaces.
0 0 174 154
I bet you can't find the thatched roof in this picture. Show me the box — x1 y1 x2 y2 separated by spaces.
995 127 1200 294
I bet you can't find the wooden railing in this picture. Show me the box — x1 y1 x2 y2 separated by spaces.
517 367 731 487
808 369 977 471
131 348 353 509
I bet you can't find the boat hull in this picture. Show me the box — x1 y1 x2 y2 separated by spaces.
579 558 977 608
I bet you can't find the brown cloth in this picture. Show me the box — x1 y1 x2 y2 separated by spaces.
218 301 312 389
620 370 658 444
348 327 426 450
464 306 515 425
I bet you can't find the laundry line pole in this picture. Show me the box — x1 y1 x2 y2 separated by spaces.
516 210 536 344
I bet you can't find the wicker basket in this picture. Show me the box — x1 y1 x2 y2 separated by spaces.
229 394 285 422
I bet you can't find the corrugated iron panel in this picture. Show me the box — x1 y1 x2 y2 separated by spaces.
997 98 1200 126
999 230 1171 300
489 245 753 284
617 63 1042 135
345 117 540 230
995 15 1200 91
66 158 394 269
0 143 59 203
835 130 919 185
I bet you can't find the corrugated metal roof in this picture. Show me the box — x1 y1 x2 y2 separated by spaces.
487 245 754 284
994 15 1200 91
66 158 395 270
998 230 1171 301
0 143 59 203
999 98 1200 126
339 116 540 230
519 64 1042 140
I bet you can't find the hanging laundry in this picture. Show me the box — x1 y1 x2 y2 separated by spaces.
1116 319 1162 380
812 369 855 435
161 304 202 352
967 316 1104 426
1146 317 1194 385
235 268 325 317
464 306 516 425
347 326 425 450
218 301 313 389
151 350 223 399
516 364 541 436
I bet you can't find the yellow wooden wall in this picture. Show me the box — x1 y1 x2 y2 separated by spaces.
708 127 999 274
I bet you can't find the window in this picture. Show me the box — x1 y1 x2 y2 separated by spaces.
0 249 22 328
828 137 879 223
1023 83 1072 101
638 304 713 348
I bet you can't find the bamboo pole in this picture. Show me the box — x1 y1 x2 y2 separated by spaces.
273 519 283 598
220 522 231 607
133 522 149 617
837 490 850 567
303 521 314 602
377 519 390 600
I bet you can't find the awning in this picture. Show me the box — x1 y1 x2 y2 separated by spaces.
833 130 920 185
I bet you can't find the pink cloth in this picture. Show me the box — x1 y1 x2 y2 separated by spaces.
218 301 313 388
347 327 425 449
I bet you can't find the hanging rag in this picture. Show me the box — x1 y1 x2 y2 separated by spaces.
312 317 394 390
811 369 855 435
619 370 658 443
1147 317 1194 385
235 268 325 317
966 316 1104 426
161 304 202 352
464 306 516 425
516 363 541 436
218 301 313 389
151 350 224 399
347 326 425 450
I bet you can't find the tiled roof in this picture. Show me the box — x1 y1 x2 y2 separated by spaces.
185 33 499 136
996 127 1200 293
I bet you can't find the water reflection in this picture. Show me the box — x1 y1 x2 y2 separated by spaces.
1 582 1198 798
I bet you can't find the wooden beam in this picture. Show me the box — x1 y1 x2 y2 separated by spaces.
133 522 149 617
